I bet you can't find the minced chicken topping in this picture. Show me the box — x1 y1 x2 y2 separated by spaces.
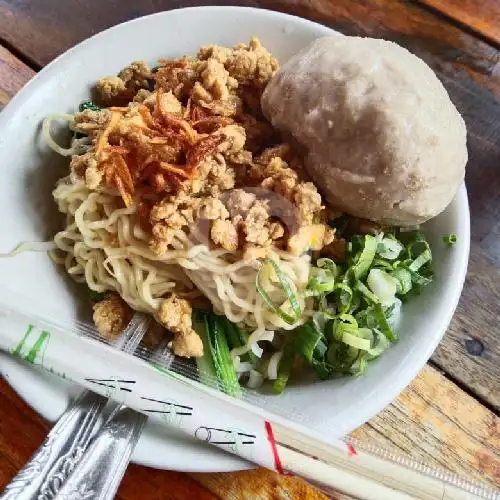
72 38 338 356
70 37 334 262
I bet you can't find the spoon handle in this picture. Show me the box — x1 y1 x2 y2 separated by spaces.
54 406 146 500
1 391 107 500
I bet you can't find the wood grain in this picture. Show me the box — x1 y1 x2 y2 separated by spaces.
418 0 500 46
117 466 220 500
351 365 500 488
0 44 34 110
432 242 500 411
191 468 329 500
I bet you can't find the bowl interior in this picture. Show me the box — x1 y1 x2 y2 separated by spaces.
0 7 470 438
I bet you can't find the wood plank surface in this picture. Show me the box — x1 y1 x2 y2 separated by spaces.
350 365 500 487
0 1 499 496
0 44 34 110
418 0 500 46
0 0 499 409
191 468 330 500
433 242 500 410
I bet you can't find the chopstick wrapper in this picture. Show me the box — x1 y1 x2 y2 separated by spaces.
0 304 349 472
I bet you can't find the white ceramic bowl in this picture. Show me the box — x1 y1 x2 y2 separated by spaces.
0 7 470 471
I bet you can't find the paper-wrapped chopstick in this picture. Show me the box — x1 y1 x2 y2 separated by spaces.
0 299 497 500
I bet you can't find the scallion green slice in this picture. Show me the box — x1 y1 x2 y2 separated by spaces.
256 259 301 324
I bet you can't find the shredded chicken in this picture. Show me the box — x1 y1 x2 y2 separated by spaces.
294 182 323 225
92 293 133 340
196 155 235 196
216 124 246 154
155 294 203 357
70 151 98 179
199 58 237 100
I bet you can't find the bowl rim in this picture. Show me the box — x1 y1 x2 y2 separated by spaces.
0 5 471 471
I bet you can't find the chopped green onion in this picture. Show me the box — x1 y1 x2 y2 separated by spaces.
317 258 339 277
404 232 430 260
355 280 381 304
408 268 433 286
367 269 397 303
409 249 432 272
342 330 371 350
378 237 403 260
354 352 370 376
307 267 336 294
390 268 413 295
331 315 358 342
253 225 436 388
294 322 324 363
368 329 391 356
256 260 301 324
372 303 397 342
333 282 353 313
326 342 359 373
372 258 394 271
443 234 457 246
351 234 378 280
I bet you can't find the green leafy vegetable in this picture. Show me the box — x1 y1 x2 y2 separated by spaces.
89 289 106 302
194 311 241 396
79 100 101 112
192 311 217 387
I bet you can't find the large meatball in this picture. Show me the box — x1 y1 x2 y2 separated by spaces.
261 36 467 226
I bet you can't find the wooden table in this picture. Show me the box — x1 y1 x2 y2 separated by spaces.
0 1 499 497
